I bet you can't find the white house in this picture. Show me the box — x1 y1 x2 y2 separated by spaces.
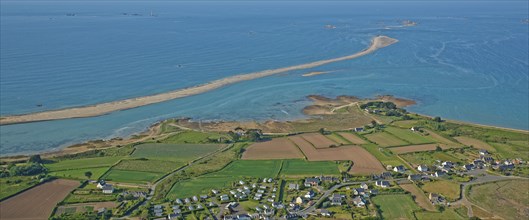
417 165 429 172
102 185 114 194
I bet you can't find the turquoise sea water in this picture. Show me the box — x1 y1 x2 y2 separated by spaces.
1 1 528 155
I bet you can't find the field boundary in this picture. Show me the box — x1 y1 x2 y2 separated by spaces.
288 139 308 160
0 177 58 202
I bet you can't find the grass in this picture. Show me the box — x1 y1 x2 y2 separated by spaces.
400 151 463 166
361 143 402 166
325 133 350 145
113 159 183 174
63 193 116 204
102 169 163 184
468 179 529 220
372 194 420 220
132 143 222 162
161 131 230 144
50 167 110 180
0 176 38 200
421 180 460 201
209 160 282 178
415 209 466 220
391 120 420 129
490 142 529 160
44 157 123 171
364 132 408 147
279 160 339 177
167 176 236 198
454 136 495 152
385 126 436 145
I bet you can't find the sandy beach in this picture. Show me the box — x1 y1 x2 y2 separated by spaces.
0 36 398 125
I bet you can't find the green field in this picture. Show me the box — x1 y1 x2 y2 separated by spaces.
361 143 402 166
280 160 339 176
491 142 529 160
415 209 466 220
103 169 163 184
468 180 529 220
391 120 420 129
113 159 182 173
0 176 38 200
372 194 420 220
132 143 222 162
385 127 436 145
400 151 464 166
50 167 111 180
364 132 408 147
45 157 123 171
167 176 236 198
161 131 230 144
209 160 282 178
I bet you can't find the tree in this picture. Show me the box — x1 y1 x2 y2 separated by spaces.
433 116 442 122
435 146 443 151
28 155 42 163
84 171 92 179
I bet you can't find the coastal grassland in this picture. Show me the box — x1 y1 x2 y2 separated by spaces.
423 129 460 145
364 132 408 147
490 142 529 160
132 143 222 162
400 151 464 166
421 180 460 201
112 159 183 173
361 143 402 166
384 126 436 144
414 209 466 220
102 169 163 184
279 160 340 177
372 194 420 220
454 136 495 151
391 120 420 129
44 156 123 171
0 176 38 200
161 130 230 144
468 179 529 220
50 167 110 180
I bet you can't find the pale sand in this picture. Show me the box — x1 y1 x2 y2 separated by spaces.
0 36 398 125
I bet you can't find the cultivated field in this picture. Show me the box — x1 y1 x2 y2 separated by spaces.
415 209 466 220
280 160 339 176
55 202 118 215
113 159 182 173
423 129 459 145
325 133 349 145
45 157 123 171
372 194 420 220
391 120 419 128
385 127 435 144
389 143 453 154
300 133 337 148
468 180 529 220
103 169 163 184
361 144 403 166
242 138 304 160
209 160 282 178
50 167 110 180
364 132 408 147
421 180 460 201
399 183 436 211
454 136 495 151
400 151 463 166
132 143 222 162
337 132 367 144
0 179 79 220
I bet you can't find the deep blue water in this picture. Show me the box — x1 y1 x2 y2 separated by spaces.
1 1 528 155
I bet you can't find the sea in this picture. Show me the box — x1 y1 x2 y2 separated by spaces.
1 1 528 155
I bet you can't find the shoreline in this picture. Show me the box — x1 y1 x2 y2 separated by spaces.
0 36 398 126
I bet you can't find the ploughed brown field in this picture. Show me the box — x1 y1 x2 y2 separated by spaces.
337 132 367 144
389 143 454 154
242 138 304 160
288 136 384 174
0 179 79 220
300 133 337 148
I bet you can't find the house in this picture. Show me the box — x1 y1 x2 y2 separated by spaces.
239 180 245 185
175 198 183 204
196 204 203 209
429 193 439 202
463 164 475 171
352 196 365 207
433 171 445 177
329 194 343 206
417 165 429 172
304 178 320 187
272 202 284 209
442 161 454 167
192 196 198 202
188 205 194 211
360 183 369 190
96 180 106 189
168 213 181 219
305 190 316 199
200 195 208 200
184 198 191 203
498 164 514 171
267 178 273 183
236 214 252 220
102 185 114 194
393 165 406 173
408 174 422 182
288 183 299 190
295 197 304 204
352 127 364 132
480 155 494 163
369 189 379 195
410 127 420 132
320 209 331 217
376 180 390 188
353 188 365 195
211 189 219 194
479 149 489 156
220 194 229 202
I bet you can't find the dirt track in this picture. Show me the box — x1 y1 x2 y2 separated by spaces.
0 179 79 220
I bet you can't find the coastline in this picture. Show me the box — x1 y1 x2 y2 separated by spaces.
0 36 398 126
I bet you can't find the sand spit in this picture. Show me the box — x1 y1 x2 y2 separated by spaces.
0 36 398 125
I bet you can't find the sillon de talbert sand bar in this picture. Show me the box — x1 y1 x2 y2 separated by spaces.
0 36 398 125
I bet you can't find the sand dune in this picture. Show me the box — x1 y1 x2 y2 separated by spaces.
0 36 398 125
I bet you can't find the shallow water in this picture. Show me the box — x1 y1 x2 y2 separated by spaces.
1 1 528 155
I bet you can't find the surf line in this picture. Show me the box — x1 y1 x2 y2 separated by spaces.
0 36 398 125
